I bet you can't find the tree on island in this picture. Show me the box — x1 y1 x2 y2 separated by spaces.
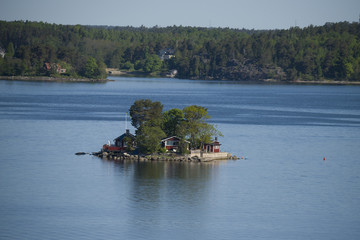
129 99 222 154
181 105 223 150
135 125 166 154
162 108 184 137
129 99 166 154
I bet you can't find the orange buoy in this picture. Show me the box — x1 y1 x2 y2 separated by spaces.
323 157 326 161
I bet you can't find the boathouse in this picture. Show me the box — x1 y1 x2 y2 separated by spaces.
203 137 221 153
189 137 231 160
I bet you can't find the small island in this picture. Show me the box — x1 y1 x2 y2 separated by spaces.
93 99 238 162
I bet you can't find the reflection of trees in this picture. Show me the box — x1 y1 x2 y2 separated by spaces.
106 160 226 234
103 160 227 206
128 161 222 204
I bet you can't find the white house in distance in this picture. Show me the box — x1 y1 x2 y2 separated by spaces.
0 48 5 58
158 48 175 61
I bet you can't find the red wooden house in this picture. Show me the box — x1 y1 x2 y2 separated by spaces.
203 137 221 153
43 62 66 74
161 136 189 152
102 129 136 152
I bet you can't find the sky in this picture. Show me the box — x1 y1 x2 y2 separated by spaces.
1 0 359 29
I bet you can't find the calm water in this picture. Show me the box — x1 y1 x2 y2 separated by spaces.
0 77 360 240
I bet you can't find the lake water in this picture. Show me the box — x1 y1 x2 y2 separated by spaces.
0 77 360 240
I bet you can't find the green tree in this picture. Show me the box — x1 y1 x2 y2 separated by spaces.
123 136 136 152
129 99 164 129
143 54 162 72
5 42 15 59
135 125 166 154
181 105 222 149
162 108 184 137
198 122 223 147
0 57 5 75
96 60 107 78
84 57 99 78
121 61 134 70
129 99 165 154
344 62 354 79
83 57 106 78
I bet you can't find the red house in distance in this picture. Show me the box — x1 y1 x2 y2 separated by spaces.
102 129 136 152
161 136 189 152
203 137 221 153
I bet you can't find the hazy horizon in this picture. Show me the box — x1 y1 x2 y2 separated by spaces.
1 0 359 30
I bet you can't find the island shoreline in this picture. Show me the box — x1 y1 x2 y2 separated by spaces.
91 151 239 162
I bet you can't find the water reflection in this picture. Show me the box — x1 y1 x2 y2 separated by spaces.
132 162 218 204
99 159 230 237
104 160 226 204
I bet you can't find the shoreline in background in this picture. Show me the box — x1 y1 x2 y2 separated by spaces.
109 71 360 85
266 79 360 85
0 76 110 83
1 74 360 85
107 68 360 85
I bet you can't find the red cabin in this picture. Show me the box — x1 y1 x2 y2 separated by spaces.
161 136 189 152
102 129 136 152
203 137 221 153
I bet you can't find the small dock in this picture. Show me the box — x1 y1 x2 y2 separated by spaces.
189 150 236 161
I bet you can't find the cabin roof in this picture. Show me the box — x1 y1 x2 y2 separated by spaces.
161 136 190 143
114 131 135 141
204 141 221 146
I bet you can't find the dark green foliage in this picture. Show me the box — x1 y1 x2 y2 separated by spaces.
135 125 166 154
129 99 163 129
181 105 223 149
129 99 165 154
129 100 222 153
123 136 136 153
0 20 359 81
83 57 106 78
84 57 98 78
143 54 162 73
162 108 184 137
5 42 15 58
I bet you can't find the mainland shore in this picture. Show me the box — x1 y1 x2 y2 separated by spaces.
0 76 110 83
2 74 360 85
107 68 360 85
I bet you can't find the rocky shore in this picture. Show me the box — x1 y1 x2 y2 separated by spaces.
91 151 239 162
107 69 360 85
291 79 360 85
0 76 110 83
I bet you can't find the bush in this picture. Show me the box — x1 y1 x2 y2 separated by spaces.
159 147 167 154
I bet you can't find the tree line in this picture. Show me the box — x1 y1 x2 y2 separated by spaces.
0 20 359 81
129 99 222 154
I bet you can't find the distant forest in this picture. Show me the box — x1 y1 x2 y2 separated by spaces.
0 20 359 81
